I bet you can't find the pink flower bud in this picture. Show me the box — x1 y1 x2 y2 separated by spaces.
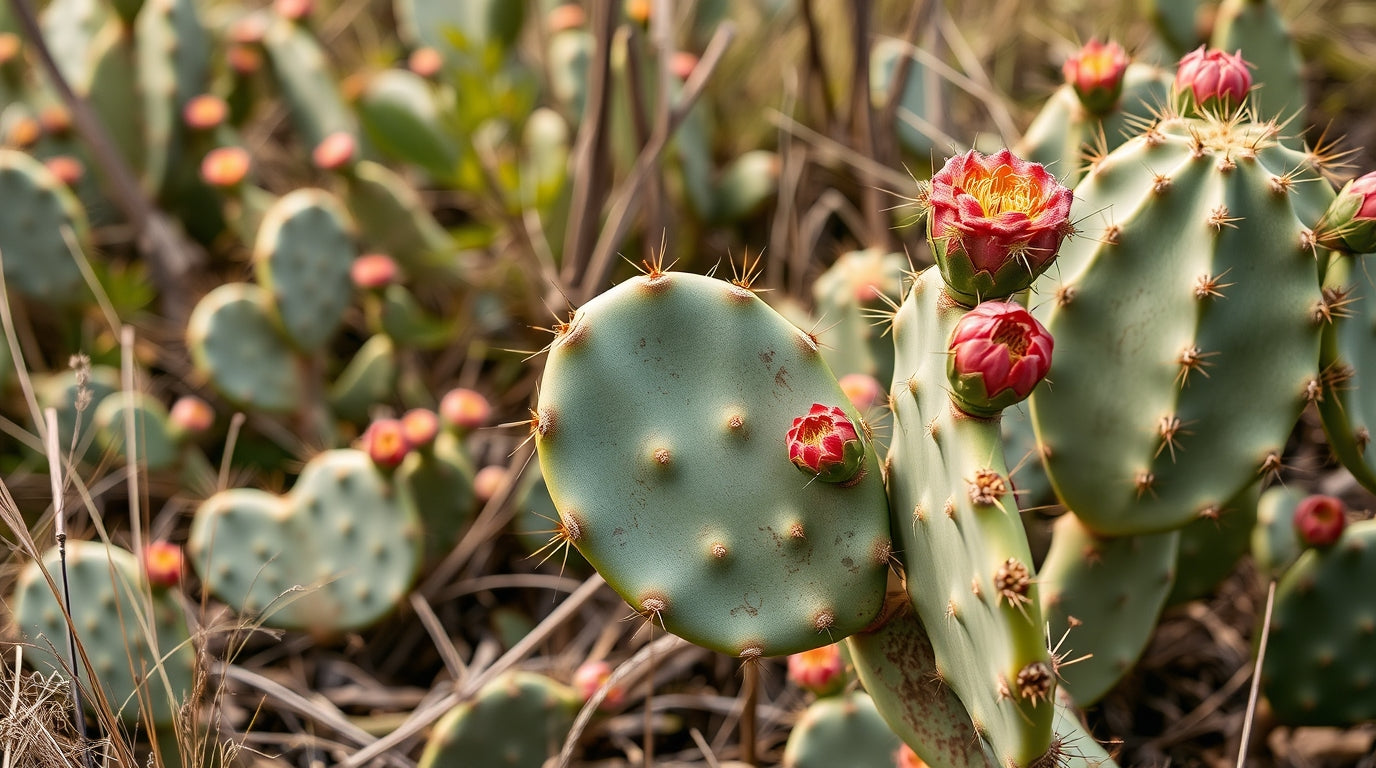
144 541 183 589
363 418 411 468
547 4 585 33
227 44 263 75
787 644 845 696
926 149 1073 303
1062 39 1129 115
440 388 491 432
6 116 39 148
473 465 507 503
38 105 72 136
786 404 865 483
43 156 84 187
838 373 885 413
947 301 1053 417
169 395 215 437
1175 47 1251 114
313 131 356 171
401 408 439 449
351 253 400 289
183 95 228 131
1321 171 1376 254
1293 495 1346 548
670 52 698 81
201 146 251 188
574 660 624 709
408 47 444 79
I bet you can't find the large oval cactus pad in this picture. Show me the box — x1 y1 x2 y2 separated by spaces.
536 271 891 658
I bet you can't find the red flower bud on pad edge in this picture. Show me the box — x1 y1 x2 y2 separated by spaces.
1063 39 1129 115
1174 47 1251 116
925 149 1073 304
787 404 865 483
947 302 1053 417
1319 171 1376 254
1293 495 1346 548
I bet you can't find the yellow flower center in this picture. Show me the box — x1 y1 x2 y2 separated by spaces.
961 165 1050 219
1078 48 1118 81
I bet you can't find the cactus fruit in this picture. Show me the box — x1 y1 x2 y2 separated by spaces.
787 643 846 697
1291 495 1347 548
536 269 891 658
1261 518 1376 726
1030 102 1335 536
1319 172 1376 255
186 283 302 413
394 0 525 63
946 301 1052 418
884 268 1055 766
781 692 905 768
1061 40 1130 116
11 540 195 725
0 148 91 305
361 417 411 468
253 189 357 351
144 541 184 589
188 449 422 632
1038 514 1179 705
416 671 578 768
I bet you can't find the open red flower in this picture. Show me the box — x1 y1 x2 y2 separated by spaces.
947 301 1053 417
786 404 865 483
1062 39 1129 115
926 149 1073 303
787 643 845 696
144 542 184 589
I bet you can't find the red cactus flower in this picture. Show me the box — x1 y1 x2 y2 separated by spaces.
926 149 1073 303
351 253 400 289
1293 495 1346 548
144 541 183 589
440 388 492 432
895 744 929 768
1175 47 1251 114
201 146 251 188
401 408 439 449
786 404 865 483
1062 39 1129 115
787 644 845 696
313 132 357 171
363 418 411 469
183 95 228 131
947 301 1053 417
1321 171 1376 254
574 660 624 709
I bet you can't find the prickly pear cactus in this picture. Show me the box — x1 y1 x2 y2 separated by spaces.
188 449 422 632
357 69 462 183
846 597 996 768
1030 110 1335 536
1317 256 1376 493
1167 484 1259 604
261 13 356 151
781 691 905 768
1017 63 1172 185
186 283 301 413
536 269 891 658
397 431 476 566
0 148 90 304
813 248 907 383
1261 519 1376 725
93 391 179 471
416 671 578 768
328 334 398 422
135 0 210 196
253 189 357 351
12 540 195 725
1039 514 1178 705
885 269 1055 766
1252 485 1304 577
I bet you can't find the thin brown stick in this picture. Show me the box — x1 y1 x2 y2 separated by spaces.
559 0 617 285
1236 581 1277 768
739 661 758 766
876 0 933 161
849 0 887 249
798 0 836 128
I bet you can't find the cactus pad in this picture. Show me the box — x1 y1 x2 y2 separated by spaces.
417 671 578 768
187 283 301 413
188 449 422 631
0 149 90 304
1262 519 1376 725
782 691 905 768
253 189 357 351
12 540 194 725
536 270 891 658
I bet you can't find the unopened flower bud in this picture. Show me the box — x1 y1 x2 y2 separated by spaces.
839 373 885 413
1293 495 1346 548
947 301 1053 417
1174 46 1251 115
184 95 228 131
473 465 507 503
351 253 400 289
401 408 439 449
169 395 215 439
440 388 491 432
408 47 443 78
1320 171 1376 254
363 418 411 468
144 542 183 589
574 660 624 709
313 131 356 171
201 146 251 188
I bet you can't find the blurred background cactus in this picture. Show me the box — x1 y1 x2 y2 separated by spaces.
0 0 1374 766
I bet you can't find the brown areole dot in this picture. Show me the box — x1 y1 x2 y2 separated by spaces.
1016 661 1054 705
710 541 728 560
994 557 1032 609
652 447 671 466
788 521 806 540
813 610 835 631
